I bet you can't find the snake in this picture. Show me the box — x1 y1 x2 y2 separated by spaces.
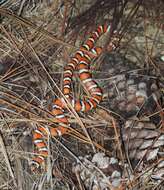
30 23 115 170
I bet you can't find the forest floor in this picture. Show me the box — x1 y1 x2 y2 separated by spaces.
0 0 163 190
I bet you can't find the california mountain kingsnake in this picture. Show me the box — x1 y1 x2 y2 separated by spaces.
31 23 116 170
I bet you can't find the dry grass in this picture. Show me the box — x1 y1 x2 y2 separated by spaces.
0 0 163 189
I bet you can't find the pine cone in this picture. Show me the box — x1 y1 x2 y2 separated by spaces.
122 118 163 170
72 153 122 189
102 53 162 118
